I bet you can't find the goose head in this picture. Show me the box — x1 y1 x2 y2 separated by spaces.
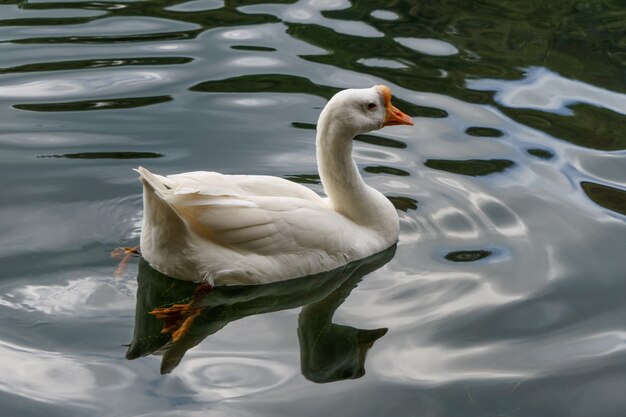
318 85 413 137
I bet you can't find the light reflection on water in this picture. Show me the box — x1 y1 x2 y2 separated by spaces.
0 71 171 98
0 0 625 416
469 66 626 115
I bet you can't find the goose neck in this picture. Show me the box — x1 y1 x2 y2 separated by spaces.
315 119 369 217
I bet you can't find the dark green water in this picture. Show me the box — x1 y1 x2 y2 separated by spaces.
1 1 626 416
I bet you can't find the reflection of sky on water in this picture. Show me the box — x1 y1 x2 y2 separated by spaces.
240 0 383 38
0 1 625 415
357 58 408 69
0 17 200 42
0 5 104 19
0 132 131 148
2 76 623 402
0 277 134 316
164 0 223 12
469 66 626 115
0 71 171 99
394 37 459 57
230 56 284 68
0 197 140 258
174 354 296 400
0 340 98 402
369 10 400 21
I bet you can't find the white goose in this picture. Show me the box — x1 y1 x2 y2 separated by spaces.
136 85 413 286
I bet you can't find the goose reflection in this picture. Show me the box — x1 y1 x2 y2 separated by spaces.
126 246 395 383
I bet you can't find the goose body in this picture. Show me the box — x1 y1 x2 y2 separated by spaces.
137 85 413 285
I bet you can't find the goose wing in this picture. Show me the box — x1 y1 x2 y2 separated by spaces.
138 168 357 256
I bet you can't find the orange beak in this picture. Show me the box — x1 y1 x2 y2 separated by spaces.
376 85 414 127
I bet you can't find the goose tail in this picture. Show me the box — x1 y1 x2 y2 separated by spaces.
134 166 175 199
135 167 187 249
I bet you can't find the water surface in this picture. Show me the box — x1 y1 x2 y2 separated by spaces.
1 1 626 416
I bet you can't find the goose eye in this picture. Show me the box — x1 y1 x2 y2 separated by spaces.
367 102 377 111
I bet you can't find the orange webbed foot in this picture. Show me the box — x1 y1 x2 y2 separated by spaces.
111 245 141 279
149 283 213 342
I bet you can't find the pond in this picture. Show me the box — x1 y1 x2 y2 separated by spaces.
1 1 626 416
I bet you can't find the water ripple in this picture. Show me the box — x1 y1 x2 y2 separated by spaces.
0 276 135 316
0 340 95 402
0 16 201 42
173 354 296 400
0 4 105 20
0 340 136 404
0 70 171 99
240 1 383 38
0 1 625 415
0 195 141 258
165 0 223 13
15 95 173 112
0 57 194 75
370 10 399 21
469 67 626 115
395 37 459 56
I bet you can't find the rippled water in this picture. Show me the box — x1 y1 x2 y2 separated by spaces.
1 1 626 416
